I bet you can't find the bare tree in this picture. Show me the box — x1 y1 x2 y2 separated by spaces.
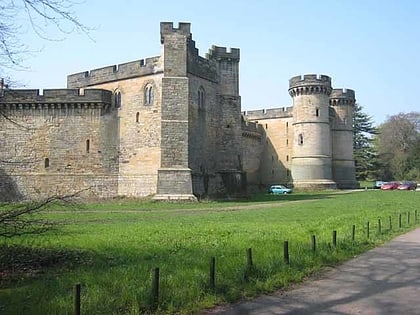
0 190 85 237
0 0 90 84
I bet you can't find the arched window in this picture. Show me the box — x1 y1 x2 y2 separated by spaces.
115 91 122 108
198 87 205 108
44 158 50 168
145 84 154 105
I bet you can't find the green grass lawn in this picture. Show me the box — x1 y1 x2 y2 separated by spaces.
1 190 419 314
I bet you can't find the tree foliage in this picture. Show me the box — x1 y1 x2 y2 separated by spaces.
376 112 420 181
352 103 378 180
0 0 89 83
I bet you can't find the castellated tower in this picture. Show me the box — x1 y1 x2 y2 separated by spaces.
330 89 359 188
288 74 337 189
153 22 197 200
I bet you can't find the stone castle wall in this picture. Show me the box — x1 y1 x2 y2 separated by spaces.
0 89 118 201
0 22 358 201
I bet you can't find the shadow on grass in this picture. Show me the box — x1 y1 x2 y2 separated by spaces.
222 191 341 203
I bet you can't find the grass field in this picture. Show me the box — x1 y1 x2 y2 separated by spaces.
1 190 419 314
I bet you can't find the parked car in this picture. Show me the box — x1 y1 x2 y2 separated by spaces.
380 182 400 190
268 185 292 194
397 181 418 191
374 180 384 189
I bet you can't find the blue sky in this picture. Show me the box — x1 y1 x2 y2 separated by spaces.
9 0 420 125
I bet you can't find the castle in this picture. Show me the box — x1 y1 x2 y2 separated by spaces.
0 22 359 201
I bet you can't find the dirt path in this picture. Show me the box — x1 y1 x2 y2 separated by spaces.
206 227 420 315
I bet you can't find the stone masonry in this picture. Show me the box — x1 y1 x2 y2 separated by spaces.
0 22 358 201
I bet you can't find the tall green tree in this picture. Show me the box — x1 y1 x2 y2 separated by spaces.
352 103 378 180
376 112 420 181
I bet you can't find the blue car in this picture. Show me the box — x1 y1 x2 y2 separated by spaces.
268 185 292 194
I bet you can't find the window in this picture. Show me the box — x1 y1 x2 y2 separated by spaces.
198 87 205 108
44 158 49 168
286 155 289 162
315 108 319 117
115 91 122 108
86 139 90 153
298 134 304 145
136 112 140 123
145 84 154 105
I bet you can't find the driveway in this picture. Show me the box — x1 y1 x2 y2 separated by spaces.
207 228 420 315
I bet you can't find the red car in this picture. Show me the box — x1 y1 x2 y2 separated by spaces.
381 182 400 190
397 181 418 190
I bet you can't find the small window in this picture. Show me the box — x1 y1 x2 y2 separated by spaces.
298 134 304 145
198 87 205 108
86 139 90 153
136 112 140 123
315 108 319 117
145 84 154 105
44 158 49 168
286 139 289 146
115 91 122 108
265 124 268 129
286 122 289 128
286 155 289 162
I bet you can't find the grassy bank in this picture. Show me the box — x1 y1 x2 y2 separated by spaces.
1 190 419 314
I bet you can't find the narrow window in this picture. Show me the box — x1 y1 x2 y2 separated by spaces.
145 84 154 105
115 91 122 108
44 158 49 168
86 139 90 153
286 155 289 162
315 108 319 117
136 112 140 123
198 87 205 108
271 155 274 162
298 134 304 145
265 124 268 129
286 122 289 128
286 139 289 146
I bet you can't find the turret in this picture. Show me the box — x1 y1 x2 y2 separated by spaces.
288 74 336 189
154 22 196 201
207 45 240 96
330 88 359 188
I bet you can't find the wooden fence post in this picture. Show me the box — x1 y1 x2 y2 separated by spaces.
74 283 81 315
247 248 253 269
332 230 337 247
399 213 402 229
151 268 159 310
367 221 370 238
311 235 316 253
378 218 382 234
284 241 289 265
351 225 355 241
209 257 216 291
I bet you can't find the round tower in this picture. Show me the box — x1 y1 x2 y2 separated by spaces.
330 89 359 189
288 74 336 189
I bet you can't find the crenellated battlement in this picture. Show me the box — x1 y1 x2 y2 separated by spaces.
206 45 240 61
243 107 293 120
330 88 356 106
241 117 265 140
289 74 332 97
160 22 191 43
67 57 162 88
0 88 112 106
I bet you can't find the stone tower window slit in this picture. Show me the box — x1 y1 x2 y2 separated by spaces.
115 91 122 108
44 158 49 168
298 134 304 145
136 112 140 123
86 139 90 153
145 84 154 105
198 87 205 108
315 108 319 117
